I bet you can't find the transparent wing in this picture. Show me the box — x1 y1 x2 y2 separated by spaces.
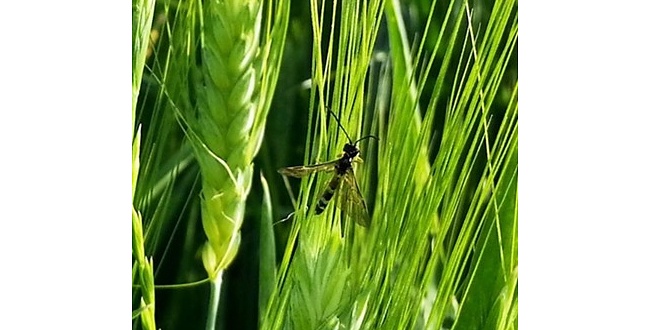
277 159 338 178
338 169 371 227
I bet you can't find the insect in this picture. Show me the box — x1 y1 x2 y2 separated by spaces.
278 110 378 227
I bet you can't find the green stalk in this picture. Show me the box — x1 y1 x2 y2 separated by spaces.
205 271 223 330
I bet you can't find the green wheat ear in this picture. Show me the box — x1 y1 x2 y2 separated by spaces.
176 1 289 325
188 0 288 281
193 0 261 280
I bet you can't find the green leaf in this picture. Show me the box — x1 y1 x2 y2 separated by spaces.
259 172 277 324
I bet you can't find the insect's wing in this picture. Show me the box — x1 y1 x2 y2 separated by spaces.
278 159 338 178
339 169 371 227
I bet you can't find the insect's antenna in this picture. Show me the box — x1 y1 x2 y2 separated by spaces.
353 135 379 145
327 108 354 144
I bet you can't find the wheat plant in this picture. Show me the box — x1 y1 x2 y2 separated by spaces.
132 0 156 328
132 0 517 329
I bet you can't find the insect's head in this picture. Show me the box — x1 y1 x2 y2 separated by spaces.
343 143 359 157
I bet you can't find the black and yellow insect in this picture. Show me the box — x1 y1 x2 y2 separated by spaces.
278 111 377 227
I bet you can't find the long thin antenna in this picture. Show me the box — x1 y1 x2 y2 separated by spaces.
353 135 379 145
327 108 354 144
327 108 380 145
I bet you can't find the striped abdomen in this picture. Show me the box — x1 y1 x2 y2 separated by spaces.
315 175 342 214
